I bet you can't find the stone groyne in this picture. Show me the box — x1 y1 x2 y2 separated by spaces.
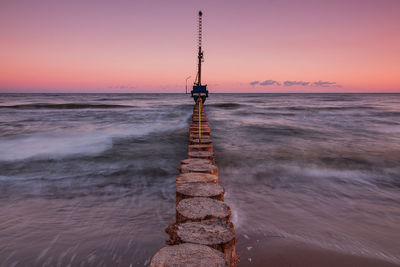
150 99 237 266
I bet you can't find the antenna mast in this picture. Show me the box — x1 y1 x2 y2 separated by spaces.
191 11 208 103
196 11 203 86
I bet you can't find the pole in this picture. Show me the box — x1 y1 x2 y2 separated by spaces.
197 11 203 86
185 76 191 94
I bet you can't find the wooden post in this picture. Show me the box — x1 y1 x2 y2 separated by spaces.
169 219 236 266
178 163 218 175
176 173 219 185
150 243 227 267
176 197 231 223
151 98 238 267
176 182 225 203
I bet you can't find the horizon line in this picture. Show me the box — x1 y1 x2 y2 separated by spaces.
1 91 399 94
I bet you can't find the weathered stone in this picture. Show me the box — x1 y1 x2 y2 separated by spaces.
150 243 227 267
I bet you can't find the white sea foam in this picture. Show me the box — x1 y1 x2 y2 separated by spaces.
0 118 188 162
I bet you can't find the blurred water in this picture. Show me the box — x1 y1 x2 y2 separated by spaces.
207 93 400 264
0 93 399 266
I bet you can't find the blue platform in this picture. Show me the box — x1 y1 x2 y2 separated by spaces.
191 85 208 103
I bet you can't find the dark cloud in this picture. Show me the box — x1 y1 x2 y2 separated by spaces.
312 81 340 87
260 80 281 86
284 81 310 86
250 81 259 86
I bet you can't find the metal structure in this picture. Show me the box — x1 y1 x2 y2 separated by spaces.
191 11 208 103
185 76 191 94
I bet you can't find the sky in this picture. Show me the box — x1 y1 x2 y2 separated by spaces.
1 0 399 93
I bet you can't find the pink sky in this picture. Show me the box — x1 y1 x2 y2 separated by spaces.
1 0 399 93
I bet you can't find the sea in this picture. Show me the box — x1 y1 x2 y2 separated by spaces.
0 93 399 266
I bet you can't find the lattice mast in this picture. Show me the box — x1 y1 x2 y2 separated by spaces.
195 11 203 86
191 11 208 103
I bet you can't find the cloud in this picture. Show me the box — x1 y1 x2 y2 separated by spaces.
260 80 281 86
284 81 310 86
249 79 341 88
312 81 340 87
250 81 259 86
108 85 136 90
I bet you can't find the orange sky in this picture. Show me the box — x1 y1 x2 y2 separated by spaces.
1 0 399 93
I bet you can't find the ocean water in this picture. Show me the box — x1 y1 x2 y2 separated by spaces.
0 93 399 266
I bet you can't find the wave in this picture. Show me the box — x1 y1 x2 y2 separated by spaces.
242 124 323 138
234 111 296 117
372 111 400 117
0 115 190 162
0 103 132 109
209 103 243 109
285 106 376 111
